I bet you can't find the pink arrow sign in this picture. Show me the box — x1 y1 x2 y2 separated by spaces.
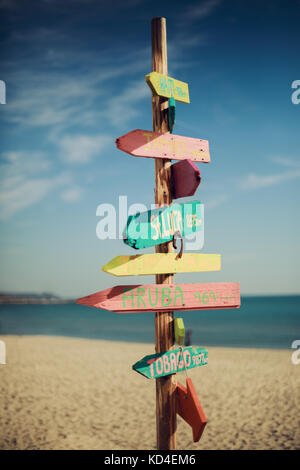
76 282 240 314
116 129 210 163
177 378 207 443
171 159 201 199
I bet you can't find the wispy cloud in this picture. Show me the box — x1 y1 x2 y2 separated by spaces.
269 155 300 169
4 72 95 128
205 194 229 209
0 151 51 175
239 155 300 190
0 151 70 219
0 24 151 219
183 0 222 21
60 186 83 203
168 32 208 60
3 58 149 132
106 80 149 127
239 169 300 190
2 9 204 137
0 173 69 219
0 0 145 12
59 134 112 164
0 0 18 8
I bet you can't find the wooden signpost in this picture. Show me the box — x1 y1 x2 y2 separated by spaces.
116 129 210 162
102 253 221 276
146 71 190 103
171 159 201 199
151 18 177 449
77 16 240 451
77 282 240 313
124 200 202 249
132 346 208 379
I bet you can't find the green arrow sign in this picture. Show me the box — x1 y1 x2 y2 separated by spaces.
132 346 208 379
124 201 203 250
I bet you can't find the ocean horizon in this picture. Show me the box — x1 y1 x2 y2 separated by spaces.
0 294 299 350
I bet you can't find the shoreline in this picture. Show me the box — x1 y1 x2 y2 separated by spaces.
0 333 294 351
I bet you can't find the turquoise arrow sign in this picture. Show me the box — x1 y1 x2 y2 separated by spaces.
132 346 208 379
123 201 203 250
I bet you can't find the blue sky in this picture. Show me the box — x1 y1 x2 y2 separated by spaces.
0 0 299 297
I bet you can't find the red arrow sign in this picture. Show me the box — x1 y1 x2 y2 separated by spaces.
171 159 201 199
76 282 240 313
177 378 207 442
116 129 210 162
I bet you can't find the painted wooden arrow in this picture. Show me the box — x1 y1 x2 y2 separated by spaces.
132 346 208 379
174 318 185 345
171 160 201 199
168 97 176 133
124 201 202 250
177 378 207 442
101 253 221 276
76 282 240 313
116 130 210 163
146 72 190 103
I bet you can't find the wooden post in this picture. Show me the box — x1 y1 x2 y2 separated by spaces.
151 17 177 450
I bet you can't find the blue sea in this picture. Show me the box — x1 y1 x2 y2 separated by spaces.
0 296 300 349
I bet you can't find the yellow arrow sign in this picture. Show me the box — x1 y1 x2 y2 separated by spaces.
146 72 190 104
102 253 221 276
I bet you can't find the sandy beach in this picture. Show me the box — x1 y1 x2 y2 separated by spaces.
0 335 299 450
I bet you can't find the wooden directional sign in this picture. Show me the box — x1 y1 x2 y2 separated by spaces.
168 97 176 133
102 253 221 276
174 318 185 345
132 346 208 379
146 72 190 103
116 129 210 163
76 282 240 313
177 378 207 442
124 201 202 250
172 160 201 199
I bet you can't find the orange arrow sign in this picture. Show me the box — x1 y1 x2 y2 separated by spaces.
176 378 207 443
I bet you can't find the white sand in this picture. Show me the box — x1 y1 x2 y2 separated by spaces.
0 335 299 450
